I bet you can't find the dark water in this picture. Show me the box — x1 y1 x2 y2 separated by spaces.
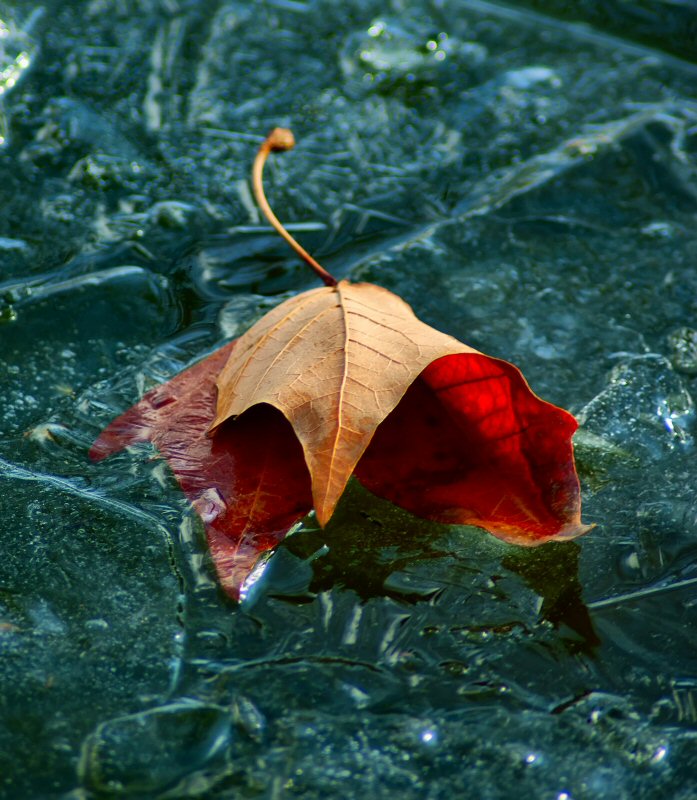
1 1 697 797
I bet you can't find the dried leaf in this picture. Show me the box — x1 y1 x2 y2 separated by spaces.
209 280 471 526
90 127 590 599
210 279 588 542
91 311 588 599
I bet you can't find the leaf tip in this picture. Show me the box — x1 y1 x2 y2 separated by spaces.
88 441 110 463
88 423 144 462
556 519 596 541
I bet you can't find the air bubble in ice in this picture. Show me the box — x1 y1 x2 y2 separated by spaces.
668 327 697 376
420 728 437 744
503 66 560 90
342 19 485 85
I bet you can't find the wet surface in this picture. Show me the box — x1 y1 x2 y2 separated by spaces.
1 1 696 797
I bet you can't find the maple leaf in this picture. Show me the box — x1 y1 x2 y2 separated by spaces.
91 128 590 599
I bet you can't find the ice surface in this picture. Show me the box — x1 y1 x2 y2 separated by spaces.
1 0 697 797
78 701 234 795
0 470 181 798
578 354 694 456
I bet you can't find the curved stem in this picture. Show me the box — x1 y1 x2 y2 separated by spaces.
252 128 337 288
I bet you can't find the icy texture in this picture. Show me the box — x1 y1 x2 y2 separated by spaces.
78 701 234 795
1 0 697 797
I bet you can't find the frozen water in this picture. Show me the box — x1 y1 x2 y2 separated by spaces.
78 701 234 795
0 469 181 798
577 354 694 457
1 0 697 797
668 327 697 376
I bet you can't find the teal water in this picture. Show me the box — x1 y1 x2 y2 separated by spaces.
1 1 697 797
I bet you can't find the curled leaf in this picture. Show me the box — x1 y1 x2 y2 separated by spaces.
90 127 590 599
356 351 587 543
210 280 588 543
209 280 470 526
90 293 588 598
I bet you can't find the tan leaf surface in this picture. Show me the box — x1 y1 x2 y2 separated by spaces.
209 279 473 525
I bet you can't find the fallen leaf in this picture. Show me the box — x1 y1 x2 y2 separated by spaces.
208 280 471 526
90 343 313 597
90 327 587 598
90 128 590 599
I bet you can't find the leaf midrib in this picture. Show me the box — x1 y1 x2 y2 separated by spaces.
319 281 350 510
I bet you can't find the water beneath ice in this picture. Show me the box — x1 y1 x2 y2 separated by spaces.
1 1 697 798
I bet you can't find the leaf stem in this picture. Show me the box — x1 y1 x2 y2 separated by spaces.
252 128 338 288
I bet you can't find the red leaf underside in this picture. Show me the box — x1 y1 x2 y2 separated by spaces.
356 353 583 543
90 346 583 599
89 343 312 598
